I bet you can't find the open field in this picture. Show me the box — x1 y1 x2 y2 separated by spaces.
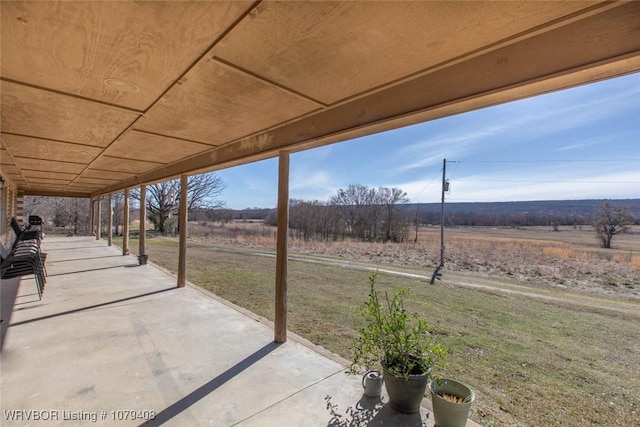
185 222 640 300
112 224 640 426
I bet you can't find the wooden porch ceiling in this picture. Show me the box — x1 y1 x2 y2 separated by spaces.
1 1 639 198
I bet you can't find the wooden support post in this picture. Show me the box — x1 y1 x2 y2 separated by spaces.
177 175 188 287
15 192 24 224
96 197 101 240
139 185 146 256
123 189 130 255
107 193 113 246
274 151 290 343
89 198 95 236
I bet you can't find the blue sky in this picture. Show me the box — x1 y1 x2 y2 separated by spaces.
215 73 640 210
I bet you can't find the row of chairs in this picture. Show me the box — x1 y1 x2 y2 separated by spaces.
1 218 47 300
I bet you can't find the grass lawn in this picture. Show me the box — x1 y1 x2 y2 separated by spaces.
113 235 640 426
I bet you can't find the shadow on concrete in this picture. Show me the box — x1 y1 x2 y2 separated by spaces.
15 292 40 298
0 277 20 351
325 395 427 427
45 245 109 251
14 297 44 306
46 263 139 277
141 341 281 426
9 287 176 327
51 254 125 263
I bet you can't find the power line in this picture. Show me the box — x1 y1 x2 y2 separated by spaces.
409 169 442 204
455 179 639 184
459 159 639 163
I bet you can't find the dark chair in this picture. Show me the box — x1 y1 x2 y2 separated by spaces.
9 217 46 276
1 254 45 299
11 217 40 243
2 221 47 300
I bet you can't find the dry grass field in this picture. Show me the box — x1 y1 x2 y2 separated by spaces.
113 222 640 426
187 222 640 299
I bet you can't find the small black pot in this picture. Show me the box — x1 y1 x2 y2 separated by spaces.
138 254 149 265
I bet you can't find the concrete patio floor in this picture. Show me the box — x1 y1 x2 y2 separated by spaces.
1 236 479 426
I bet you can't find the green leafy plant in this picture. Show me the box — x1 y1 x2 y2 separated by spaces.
349 271 448 379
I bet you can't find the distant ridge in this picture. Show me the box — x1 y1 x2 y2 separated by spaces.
405 199 640 216
214 199 640 228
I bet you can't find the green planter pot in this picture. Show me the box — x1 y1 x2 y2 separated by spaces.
430 379 475 427
382 361 430 413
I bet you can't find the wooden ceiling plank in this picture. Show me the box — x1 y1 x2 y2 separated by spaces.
7 177 26 186
2 131 117 150
1 81 140 147
136 58 321 145
212 1 603 105
89 156 164 174
13 158 86 174
26 178 73 185
82 169 135 181
2 134 103 163
0 1 254 110
22 170 78 180
0 165 21 175
68 184 105 190
1 136 28 185
98 2 640 195
103 131 212 164
74 177 121 184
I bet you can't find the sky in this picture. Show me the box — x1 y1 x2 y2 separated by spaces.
215 73 640 210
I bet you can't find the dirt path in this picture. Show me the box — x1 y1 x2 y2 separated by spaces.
250 249 640 317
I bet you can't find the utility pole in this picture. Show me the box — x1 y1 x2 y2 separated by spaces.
431 158 448 284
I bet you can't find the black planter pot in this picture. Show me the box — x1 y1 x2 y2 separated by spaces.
382 360 430 413
138 254 149 265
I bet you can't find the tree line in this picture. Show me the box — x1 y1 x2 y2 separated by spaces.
262 185 637 248
22 178 636 249
264 184 413 242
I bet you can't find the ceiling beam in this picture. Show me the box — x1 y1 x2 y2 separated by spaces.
22 189 91 198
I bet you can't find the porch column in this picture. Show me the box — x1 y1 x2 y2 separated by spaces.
107 193 113 246
15 192 24 225
96 197 101 240
139 185 146 256
177 175 188 288
123 189 130 255
89 198 95 236
275 151 290 343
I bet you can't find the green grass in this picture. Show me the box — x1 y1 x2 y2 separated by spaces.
113 236 640 426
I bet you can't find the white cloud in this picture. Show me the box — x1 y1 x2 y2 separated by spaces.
390 166 639 204
445 169 640 202
395 76 640 172
290 169 338 201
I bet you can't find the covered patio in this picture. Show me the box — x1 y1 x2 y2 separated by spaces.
2 2 640 425
2 235 481 426
2 0 639 344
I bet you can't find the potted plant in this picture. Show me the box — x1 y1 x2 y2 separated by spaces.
429 378 475 427
349 271 448 413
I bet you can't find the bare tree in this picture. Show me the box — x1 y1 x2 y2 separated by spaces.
24 196 90 234
379 187 410 242
331 184 375 240
132 172 226 235
593 202 633 249
327 184 411 242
